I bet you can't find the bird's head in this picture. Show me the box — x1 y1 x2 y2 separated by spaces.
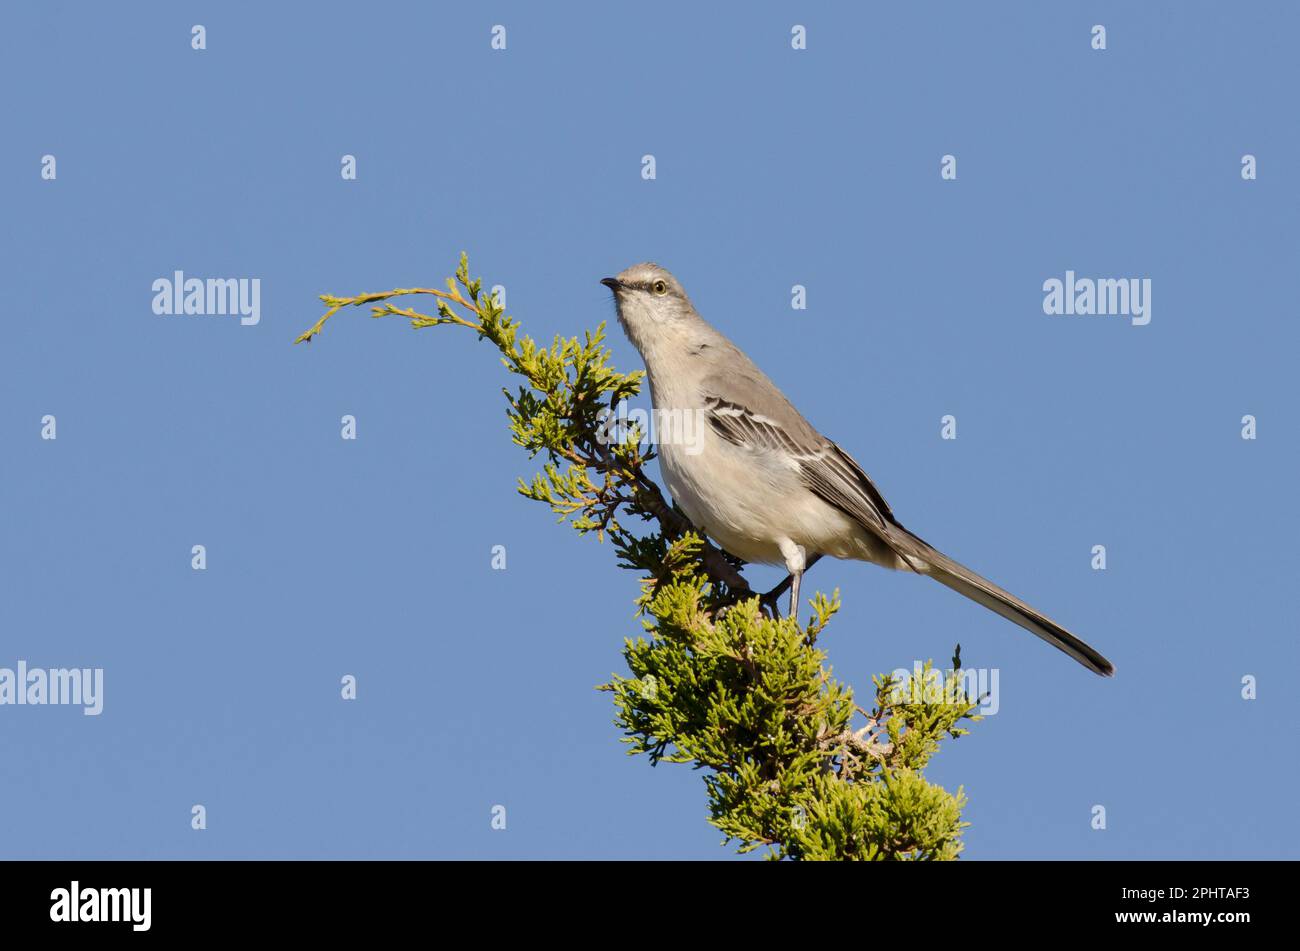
601 263 699 356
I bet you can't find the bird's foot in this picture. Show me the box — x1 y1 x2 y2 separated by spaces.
757 589 783 620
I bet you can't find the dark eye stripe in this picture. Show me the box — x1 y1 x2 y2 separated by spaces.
630 279 667 293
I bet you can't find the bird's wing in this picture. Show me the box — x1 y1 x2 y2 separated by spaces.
699 370 1113 676
699 371 902 540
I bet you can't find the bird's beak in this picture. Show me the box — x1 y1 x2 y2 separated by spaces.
600 277 622 292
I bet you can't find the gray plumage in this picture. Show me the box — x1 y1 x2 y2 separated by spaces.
602 263 1114 677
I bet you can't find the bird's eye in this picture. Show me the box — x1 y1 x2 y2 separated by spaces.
652 280 668 295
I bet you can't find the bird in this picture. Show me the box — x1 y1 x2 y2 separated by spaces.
601 262 1114 677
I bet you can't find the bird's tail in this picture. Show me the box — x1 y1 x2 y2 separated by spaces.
898 530 1114 677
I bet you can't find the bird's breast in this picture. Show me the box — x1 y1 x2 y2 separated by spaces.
656 429 796 565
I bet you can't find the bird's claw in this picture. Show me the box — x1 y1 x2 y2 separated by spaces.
758 590 783 620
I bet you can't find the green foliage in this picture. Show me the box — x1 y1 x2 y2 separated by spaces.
300 254 981 860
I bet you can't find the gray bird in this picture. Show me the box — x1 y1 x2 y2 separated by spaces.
602 263 1114 677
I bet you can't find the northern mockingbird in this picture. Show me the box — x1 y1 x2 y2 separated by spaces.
602 263 1114 677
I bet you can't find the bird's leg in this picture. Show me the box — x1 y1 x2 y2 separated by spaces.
775 542 814 625
763 552 822 621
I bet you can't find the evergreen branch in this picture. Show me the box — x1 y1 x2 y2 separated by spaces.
302 253 980 860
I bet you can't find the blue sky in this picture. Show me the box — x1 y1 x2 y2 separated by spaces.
1 1 1296 859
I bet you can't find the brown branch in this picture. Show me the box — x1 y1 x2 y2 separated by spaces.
629 480 753 596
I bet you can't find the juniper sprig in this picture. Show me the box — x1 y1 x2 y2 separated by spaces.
299 254 981 860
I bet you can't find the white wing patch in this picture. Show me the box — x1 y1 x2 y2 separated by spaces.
702 393 917 564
